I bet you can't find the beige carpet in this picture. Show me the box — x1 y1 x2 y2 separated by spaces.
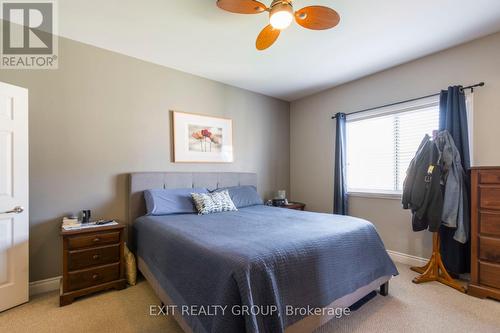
1 263 499 333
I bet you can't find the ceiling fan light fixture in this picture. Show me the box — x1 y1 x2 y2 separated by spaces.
269 2 293 30
216 1 341 50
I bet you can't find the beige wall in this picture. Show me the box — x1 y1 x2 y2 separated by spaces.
291 32 500 259
0 38 290 282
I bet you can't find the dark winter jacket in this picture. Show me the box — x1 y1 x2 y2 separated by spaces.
402 135 443 232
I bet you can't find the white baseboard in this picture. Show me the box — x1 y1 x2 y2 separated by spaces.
29 276 61 296
387 250 428 267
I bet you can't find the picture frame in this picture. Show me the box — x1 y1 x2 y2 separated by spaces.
172 111 234 163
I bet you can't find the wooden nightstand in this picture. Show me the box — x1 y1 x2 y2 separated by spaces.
280 202 306 211
60 223 127 306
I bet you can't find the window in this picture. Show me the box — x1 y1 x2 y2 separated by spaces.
346 99 440 195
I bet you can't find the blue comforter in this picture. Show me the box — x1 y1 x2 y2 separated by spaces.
133 205 398 333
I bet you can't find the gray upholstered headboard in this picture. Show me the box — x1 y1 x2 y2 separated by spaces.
128 172 257 225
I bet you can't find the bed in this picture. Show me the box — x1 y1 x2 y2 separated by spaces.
128 172 398 333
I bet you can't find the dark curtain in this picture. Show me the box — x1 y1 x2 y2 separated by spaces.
439 86 471 274
334 113 348 215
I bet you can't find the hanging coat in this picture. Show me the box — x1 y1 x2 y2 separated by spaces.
402 135 443 232
435 130 468 243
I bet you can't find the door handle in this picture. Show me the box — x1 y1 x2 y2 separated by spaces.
1 206 24 214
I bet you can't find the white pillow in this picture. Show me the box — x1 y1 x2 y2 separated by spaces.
191 190 238 215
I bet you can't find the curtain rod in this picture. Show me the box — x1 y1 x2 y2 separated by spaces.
331 82 485 119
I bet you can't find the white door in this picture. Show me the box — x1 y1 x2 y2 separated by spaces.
0 82 28 312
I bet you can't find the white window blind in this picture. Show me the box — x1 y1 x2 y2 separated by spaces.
346 103 440 194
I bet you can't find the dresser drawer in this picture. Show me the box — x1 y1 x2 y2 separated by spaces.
479 171 500 184
479 261 500 289
480 187 500 210
479 237 500 263
67 263 120 291
68 231 120 250
68 244 120 271
480 212 500 237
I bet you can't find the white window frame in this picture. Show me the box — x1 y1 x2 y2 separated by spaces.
346 95 440 199
465 91 474 166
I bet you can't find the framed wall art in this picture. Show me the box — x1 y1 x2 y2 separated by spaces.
172 111 234 163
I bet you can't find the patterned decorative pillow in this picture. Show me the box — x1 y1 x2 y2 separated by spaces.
191 190 238 215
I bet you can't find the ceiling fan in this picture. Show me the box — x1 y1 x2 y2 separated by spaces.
216 0 340 50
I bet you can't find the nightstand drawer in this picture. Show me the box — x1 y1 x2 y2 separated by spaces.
68 231 120 250
67 263 120 291
68 244 120 271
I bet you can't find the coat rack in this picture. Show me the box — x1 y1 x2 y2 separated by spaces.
410 232 465 292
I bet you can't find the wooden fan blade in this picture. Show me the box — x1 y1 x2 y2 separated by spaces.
295 6 340 30
256 25 280 50
217 0 267 14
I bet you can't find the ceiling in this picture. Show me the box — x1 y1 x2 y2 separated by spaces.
59 0 500 101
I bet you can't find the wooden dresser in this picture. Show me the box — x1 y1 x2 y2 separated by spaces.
60 224 127 306
469 167 500 300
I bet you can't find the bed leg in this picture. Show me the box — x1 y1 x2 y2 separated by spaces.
379 281 389 296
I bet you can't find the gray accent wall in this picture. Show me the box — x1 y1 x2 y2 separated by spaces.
0 37 290 282
290 32 500 260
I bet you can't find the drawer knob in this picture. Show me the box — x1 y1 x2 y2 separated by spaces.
92 274 99 280
92 254 100 260
93 238 100 243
